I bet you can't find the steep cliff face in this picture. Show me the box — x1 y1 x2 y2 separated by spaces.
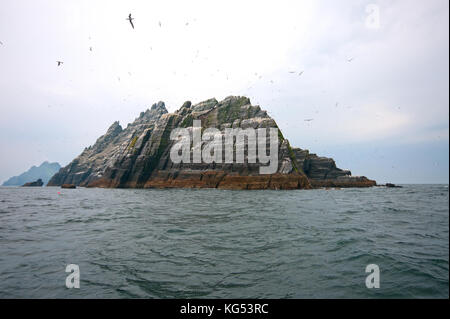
292 148 375 188
48 96 375 189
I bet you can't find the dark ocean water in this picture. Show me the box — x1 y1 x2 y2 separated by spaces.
0 185 448 298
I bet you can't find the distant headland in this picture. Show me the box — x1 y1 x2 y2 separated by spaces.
2 161 61 186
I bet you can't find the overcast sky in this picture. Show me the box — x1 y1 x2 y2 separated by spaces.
0 0 448 184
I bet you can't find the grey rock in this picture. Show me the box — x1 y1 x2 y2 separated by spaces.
292 148 351 180
22 178 43 187
47 96 375 189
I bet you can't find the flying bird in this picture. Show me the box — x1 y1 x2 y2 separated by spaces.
56 61 63 66
127 13 134 29
159 21 162 27
347 57 354 62
89 46 93 52
298 71 304 76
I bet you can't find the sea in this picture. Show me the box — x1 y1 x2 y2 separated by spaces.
0 185 448 298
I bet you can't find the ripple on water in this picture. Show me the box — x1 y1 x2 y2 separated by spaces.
0 185 448 298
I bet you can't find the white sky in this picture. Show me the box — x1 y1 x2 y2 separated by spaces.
0 0 448 183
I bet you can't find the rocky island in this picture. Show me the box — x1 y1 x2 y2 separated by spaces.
48 96 376 190
22 179 44 187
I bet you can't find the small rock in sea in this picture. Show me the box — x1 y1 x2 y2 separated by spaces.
21 179 44 187
61 184 76 189
386 183 402 188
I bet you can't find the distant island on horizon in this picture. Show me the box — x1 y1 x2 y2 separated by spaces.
48 96 376 190
2 161 61 186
